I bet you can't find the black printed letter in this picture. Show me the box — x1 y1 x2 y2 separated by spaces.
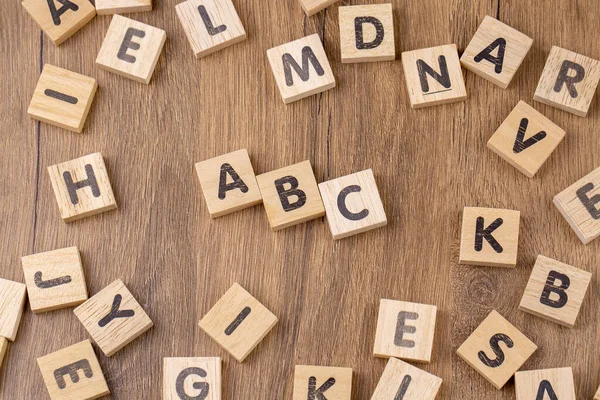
394 311 418 348
477 333 514 368
473 38 506 74
554 60 585 98
417 56 451 93
354 16 384 50
176 367 209 400
275 176 306 212
34 271 72 289
535 380 558 400
218 163 249 200
282 47 325 87
513 118 547 154
54 359 93 389
308 377 335 400
224 307 251 335
576 183 600 219
117 28 146 63
98 294 135 327
337 185 368 221
540 270 570 308
394 375 412 400
46 0 78 26
63 164 100 205
474 217 503 253
198 5 226 36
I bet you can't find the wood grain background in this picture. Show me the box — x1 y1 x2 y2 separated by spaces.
1 0 599 398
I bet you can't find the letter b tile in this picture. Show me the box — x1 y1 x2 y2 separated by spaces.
293 365 352 400
163 357 221 400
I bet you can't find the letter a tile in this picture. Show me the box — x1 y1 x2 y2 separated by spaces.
371 358 442 400
48 152 117 222
267 34 335 104
96 15 166 84
459 207 520 268
373 300 437 363
37 340 109 400
293 365 352 400
0 278 27 341
515 367 576 400
519 255 591 328
456 310 537 389
74 279 153 357
198 283 277 362
163 357 221 400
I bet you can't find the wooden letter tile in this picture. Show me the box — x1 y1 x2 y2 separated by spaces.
371 358 442 400
28 64 98 133
267 34 335 104
176 0 246 58
554 166 600 244
318 169 386 239
96 15 166 84
96 0 151 15
195 149 262 218
293 365 352 400
487 101 565 178
298 0 339 16
198 283 277 362
459 207 520 268
339 4 395 63
595 385 600 400
460 16 533 89
163 357 221 400
37 340 109 400
74 279 153 357
401 44 467 108
373 300 437 363
515 367 575 400
0 337 7 370
22 0 95 46
456 310 537 389
0 278 27 341
519 255 591 328
534 46 600 117
48 152 117 222
22 246 88 313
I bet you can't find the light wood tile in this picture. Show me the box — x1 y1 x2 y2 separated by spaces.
298 0 338 16
0 279 27 341
163 357 221 400
339 4 395 63
293 365 352 400
96 0 151 15
515 367 576 400
0 337 7 370
371 358 442 400
22 0 95 45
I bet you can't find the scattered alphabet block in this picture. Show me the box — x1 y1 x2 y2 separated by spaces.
195 149 262 218
96 0 151 15
298 0 339 16
198 283 277 362
176 0 246 58
0 337 7 370
48 152 117 222
373 299 437 363
22 246 88 313
401 44 467 109
22 0 96 45
0 278 27 342
318 169 386 239
515 367 576 400
487 101 565 178
267 34 335 104
371 358 442 400
256 160 325 231
459 207 520 268
554 166 600 244
519 255 591 328
74 279 153 357
534 46 600 117
595 385 600 400
96 15 166 84
338 4 395 63
456 310 537 389
293 365 352 400
460 16 533 89
28 64 98 133
163 357 221 400
37 340 109 400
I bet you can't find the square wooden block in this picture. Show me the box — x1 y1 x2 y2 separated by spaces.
595 385 600 400
0 278 27 341
176 0 246 58
48 152 117 222
195 149 262 218
74 279 153 357
487 101 565 178
338 4 395 63
163 357 221 400
456 310 537 389
519 255 591 328
534 46 600 117
459 207 520 268
28 64 98 133
293 365 352 400
199 283 277 362
22 246 88 313
96 15 166 84
373 299 437 363
96 0 151 15
0 337 7 369
298 0 338 16
515 367 575 400
256 160 325 231
37 340 109 400
318 169 387 239
371 357 442 400
401 44 467 109
22 0 95 45
267 34 335 104
460 16 533 89
554 166 600 244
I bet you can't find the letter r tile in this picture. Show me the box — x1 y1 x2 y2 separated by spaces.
74 279 153 357
293 365 352 400
373 300 437 363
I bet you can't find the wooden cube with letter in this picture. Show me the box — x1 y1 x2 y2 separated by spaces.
163 357 221 400
96 0 152 15
339 4 395 63
515 368 576 400
0 278 27 342
22 0 95 45
298 0 339 16
293 365 352 400
371 358 442 400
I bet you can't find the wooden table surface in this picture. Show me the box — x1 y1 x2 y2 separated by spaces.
2 0 599 398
